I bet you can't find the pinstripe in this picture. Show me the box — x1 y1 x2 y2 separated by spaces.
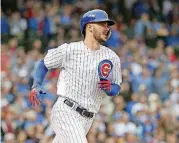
93 51 99 106
112 54 122 84
52 101 68 142
83 43 87 107
51 110 65 142
58 109 69 142
63 107 75 142
76 43 80 103
91 52 97 107
74 113 89 143
68 106 82 142
60 104 69 143
44 43 67 69
61 99 75 143
74 44 79 101
60 98 70 142
67 108 85 143
52 99 73 143
66 46 71 100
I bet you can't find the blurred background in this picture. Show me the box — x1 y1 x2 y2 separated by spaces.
1 0 179 143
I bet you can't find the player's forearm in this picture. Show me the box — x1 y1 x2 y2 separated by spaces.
32 59 48 88
104 83 121 96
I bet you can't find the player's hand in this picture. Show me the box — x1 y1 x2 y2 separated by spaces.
29 85 46 106
98 78 111 91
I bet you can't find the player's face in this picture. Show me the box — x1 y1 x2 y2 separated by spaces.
91 22 110 42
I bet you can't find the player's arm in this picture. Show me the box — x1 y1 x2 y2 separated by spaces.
32 59 48 88
98 56 122 96
29 59 48 106
98 78 121 96
29 43 68 106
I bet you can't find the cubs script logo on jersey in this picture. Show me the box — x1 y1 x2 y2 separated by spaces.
98 59 113 78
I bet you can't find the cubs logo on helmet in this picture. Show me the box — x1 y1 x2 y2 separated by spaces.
98 59 113 78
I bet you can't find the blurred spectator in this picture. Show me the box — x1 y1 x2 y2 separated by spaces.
43 3 59 39
4 133 16 143
60 5 72 26
153 66 169 99
8 11 27 40
28 2 44 40
166 28 179 46
23 0 34 20
134 13 151 39
162 0 173 18
132 0 149 18
1 9 9 43
165 46 177 63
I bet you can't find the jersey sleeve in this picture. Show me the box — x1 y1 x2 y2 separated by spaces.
44 43 68 69
112 54 122 85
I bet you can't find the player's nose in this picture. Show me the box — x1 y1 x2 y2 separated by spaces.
104 23 109 30
105 26 110 33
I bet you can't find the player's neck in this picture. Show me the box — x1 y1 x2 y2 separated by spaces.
83 37 100 50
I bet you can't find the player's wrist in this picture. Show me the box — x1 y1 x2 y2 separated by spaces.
104 83 120 96
31 84 40 89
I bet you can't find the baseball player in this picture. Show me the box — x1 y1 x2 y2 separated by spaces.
29 9 122 143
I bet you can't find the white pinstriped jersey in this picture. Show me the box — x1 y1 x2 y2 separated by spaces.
44 41 122 113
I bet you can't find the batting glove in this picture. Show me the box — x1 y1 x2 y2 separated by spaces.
98 78 111 91
29 85 46 106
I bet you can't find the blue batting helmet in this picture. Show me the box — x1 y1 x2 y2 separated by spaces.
80 9 115 35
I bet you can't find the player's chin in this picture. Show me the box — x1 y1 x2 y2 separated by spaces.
99 34 105 39
98 35 108 43
99 38 107 43
101 36 108 42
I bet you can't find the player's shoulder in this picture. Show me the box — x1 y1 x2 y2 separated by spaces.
55 43 69 50
55 41 81 49
63 41 83 50
67 41 82 47
100 45 119 58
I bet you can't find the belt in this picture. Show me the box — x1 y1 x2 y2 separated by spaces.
64 99 94 118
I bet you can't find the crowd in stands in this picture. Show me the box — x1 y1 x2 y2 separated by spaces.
1 0 179 143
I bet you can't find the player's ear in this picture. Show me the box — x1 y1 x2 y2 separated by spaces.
87 24 93 32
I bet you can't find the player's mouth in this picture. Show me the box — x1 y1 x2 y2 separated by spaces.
103 31 108 37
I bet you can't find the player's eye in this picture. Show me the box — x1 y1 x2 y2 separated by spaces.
99 22 109 28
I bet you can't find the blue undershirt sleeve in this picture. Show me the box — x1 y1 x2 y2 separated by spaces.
32 59 48 88
104 83 121 96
